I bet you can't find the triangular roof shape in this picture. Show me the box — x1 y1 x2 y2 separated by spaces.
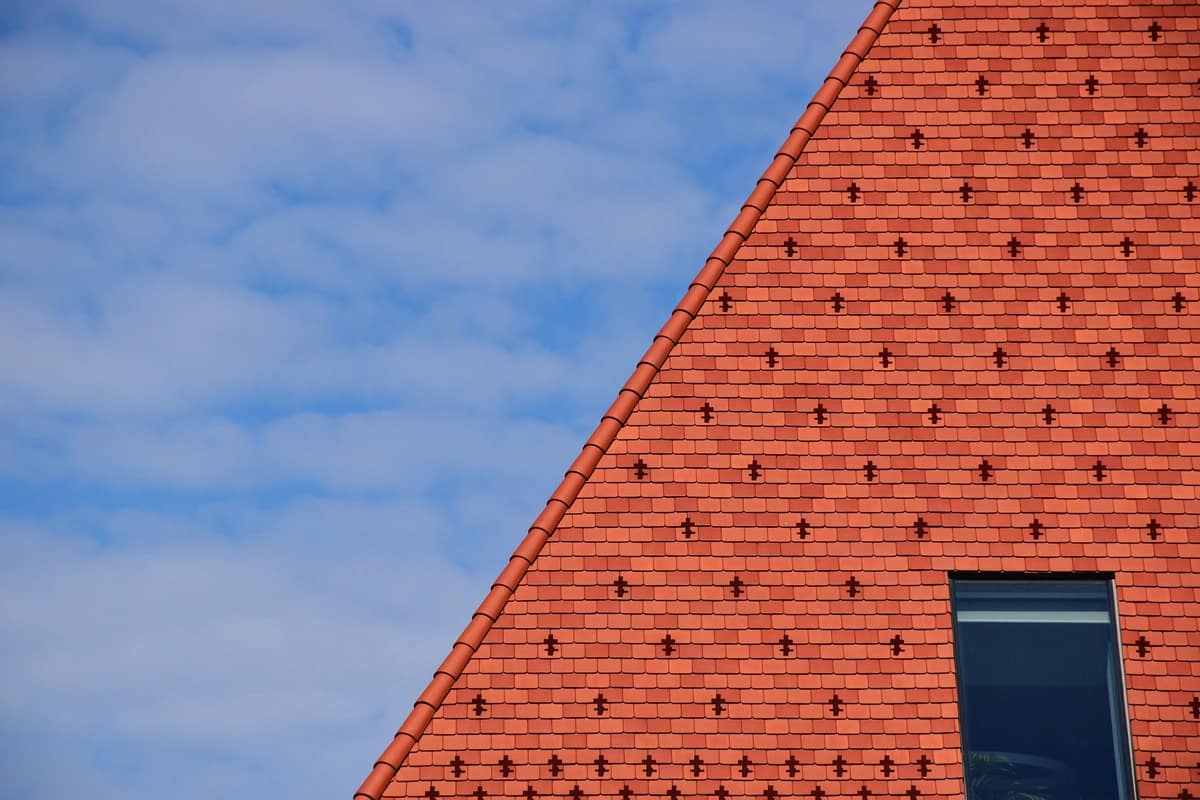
356 1 1200 798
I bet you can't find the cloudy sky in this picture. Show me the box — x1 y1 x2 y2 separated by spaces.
0 2 876 798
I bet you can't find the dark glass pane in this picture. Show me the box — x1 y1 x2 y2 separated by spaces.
951 579 1133 800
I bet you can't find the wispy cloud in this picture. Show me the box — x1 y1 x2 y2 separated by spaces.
0 2 875 798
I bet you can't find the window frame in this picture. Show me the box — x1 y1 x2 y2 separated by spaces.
946 571 1139 800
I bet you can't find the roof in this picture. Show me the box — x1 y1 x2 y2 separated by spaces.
355 0 1200 798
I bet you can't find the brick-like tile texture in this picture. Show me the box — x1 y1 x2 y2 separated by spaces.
358 1 1200 798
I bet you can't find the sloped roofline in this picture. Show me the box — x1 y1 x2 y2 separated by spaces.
354 2 900 797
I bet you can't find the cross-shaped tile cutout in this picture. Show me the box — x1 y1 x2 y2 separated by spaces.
992 347 1007 368
927 24 942 43
831 292 846 313
738 754 753 777
548 754 563 777
681 517 697 539
450 756 465 778
941 291 956 311
594 755 609 776
1057 291 1070 311
889 634 905 655
864 460 878 481
765 347 780 368
1042 404 1057 425
543 633 559 655
845 576 862 597
718 290 733 312
864 75 878 96
1135 635 1151 657
830 694 844 716
1070 182 1085 203
613 575 629 597
1029 519 1044 540
712 694 727 716
796 518 811 539
729 576 745 597
928 403 942 424
642 754 656 777
832 754 848 777
1035 21 1049 42
666 787 680 800
913 517 929 538
471 694 487 716
1145 756 1161 778
779 634 795 656
1185 183 1198 203
569 787 584 800
848 182 862 203
894 237 909 257
1007 235 1022 257
1105 346 1121 367
633 458 648 480
1134 127 1150 148
1120 236 1134 257
974 75 989 95
523 788 537 800
978 459 994 482
763 786 779 800
1148 20 1163 41
661 634 677 656
1020 128 1036 148
593 693 609 714
878 347 893 368
1147 519 1162 540
499 755 514 778
1093 460 1107 482
1084 74 1100 95
814 403 828 424
689 754 704 777
786 755 800 777
700 402 714 423
784 237 798 258
426 786 440 800
474 787 487 800
917 755 932 777
909 129 925 149
747 459 763 481
1173 291 1188 311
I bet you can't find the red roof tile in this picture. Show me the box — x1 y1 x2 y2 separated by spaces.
355 0 1200 798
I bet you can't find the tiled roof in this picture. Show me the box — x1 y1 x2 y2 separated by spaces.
355 0 1200 798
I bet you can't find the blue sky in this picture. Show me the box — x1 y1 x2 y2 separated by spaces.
0 2 876 798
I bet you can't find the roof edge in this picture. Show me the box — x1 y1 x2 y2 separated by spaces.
353 3 899 797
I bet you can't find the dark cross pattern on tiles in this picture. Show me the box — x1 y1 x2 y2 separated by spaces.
907 789 922 800
848 182 862 203
864 460 879 481
832 755 848 777
1147 519 1162 540
620 788 634 800
831 291 846 312
879 347 894 368
974 75 989 95
634 458 649 480
569 787 584 800
593 693 609 715
811 789 827 800
1007 235 1022 257
595 755 609 777
471 694 487 716
748 459 763 481
890 634 905 655
814 403 829 424
1190 696 1200 718
779 634 795 656
928 403 942 424
763 786 779 800
500 755 514 778
992 347 1007 368
712 694 728 716
1057 291 1071 311
914 516 929 538
1174 291 1188 311
681 517 697 539
958 182 973 202
474 787 487 800
1134 127 1150 148
1148 20 1163 41
450 756 465 778
829 694 845 717
1179 791 1194 800
894 237 909 257
661 634 677 656
917 755 932 778
689 754 704 777
941 292 956 311
426 786 440 800
979 459 994 482
613 575 629 597
1042 404 1057 425
523 787 537 800
910 129 926 149
729 576 745 597
1106 347 1121 368
738 755 753 777
765 347 780 368
858 788 872 800
1135 635 1151 657
543 633 559 656
1084 74 1100 95
1029 519 1045 540
700 402 714 423
864 75 879 96
846 576 862 597
786 755 800 778
1093 460 1107 482
928 23 942 43
642 755 656 777
549 754 563 777
666 787 681 800
785 237 798 258
1071 182 1085 203
796 518 811 539
1121 236 1135 257
1146 756 1161 778
1036 21 1050 42
1021 128 1036 148
718 290 733 312
1186 182 1198 203
715 788 729 800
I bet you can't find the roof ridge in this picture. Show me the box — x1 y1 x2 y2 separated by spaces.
352 3 901 797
